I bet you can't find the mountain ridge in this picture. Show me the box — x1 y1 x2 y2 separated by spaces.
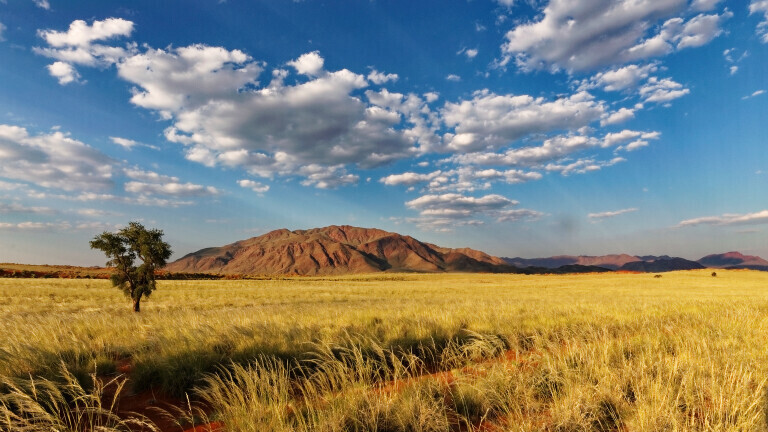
166 225 515 275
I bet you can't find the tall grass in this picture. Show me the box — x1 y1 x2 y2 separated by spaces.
2 270 768 430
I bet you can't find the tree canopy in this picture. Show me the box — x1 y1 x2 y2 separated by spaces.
90 222 172 312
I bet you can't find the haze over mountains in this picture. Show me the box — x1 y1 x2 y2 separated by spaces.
165 225 768 276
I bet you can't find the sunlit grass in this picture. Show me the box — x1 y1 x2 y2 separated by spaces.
2 270 768 430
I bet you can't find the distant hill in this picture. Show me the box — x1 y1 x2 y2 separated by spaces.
697 252 768 268
165 225 517 275
619 258 705 273
503 254 640 270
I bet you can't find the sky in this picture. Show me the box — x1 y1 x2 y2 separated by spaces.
1 0 767 265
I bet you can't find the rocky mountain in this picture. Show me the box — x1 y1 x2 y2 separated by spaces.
165 225 516 275
619 257 705 273
503 254 640 270
697 251 768 268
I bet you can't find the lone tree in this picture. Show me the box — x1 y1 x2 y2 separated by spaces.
90 222 172 312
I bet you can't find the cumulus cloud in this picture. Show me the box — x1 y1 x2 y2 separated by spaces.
751 1 768 42
675 11 732 50
501 0 730 71
123 167 219 197
46 61 81 85
691 0 723 11
441 91 605 153
0 221 71 231
0 124 114 191
446 74 461 82
449 130 656 168
458 48 478 59
0 201 54 214
33 0 50 10
380 171 444 186
404 192 542 231
407 193 516 214
381 167 542 192
298 164 359 189
639 77 690 103
237 179 269 194
109 136 159 150
677 210 768 227
496 208 545 222
124 181 219 197
588 207 638 220
601 108 636 126
287 51 324 76
35 18 135 69
581 64 658 92
367 69 398 84
545 156 626 176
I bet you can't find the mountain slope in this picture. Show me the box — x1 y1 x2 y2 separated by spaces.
619 258 705 273
697 251 768 268
166 225 515 275
503 254 640 270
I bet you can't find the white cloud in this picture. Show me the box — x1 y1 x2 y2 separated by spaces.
730 65 739 75
109 136 160 151
404 192 542 231
449 130 655 168
588 207 638 220
116 46 416 181
407 193 516 213
0 221 71 231
742 89 765 100
367 69 398 84
124 181 219 197
601 108 636 126
423 92 439 103
381 167 542 192
380 171 443 186
39 17 133 48
639 77 690 103
502 0 730 71
458 48 478 59
441 91 605 153
750 1 768 43
582 64 658 92
33 0 50 10
77 208 117 217
446 74 461 82
677 210 768 227
298 164 359 189
117 44 261 116
675 12 732 50
0 22 6 42
237 179 270 194
35 18 135 69
46 61 81 85
691 0 723 11
0 124 115 191
122 167 219 197
0 201 54 214
545 156 626 176
496 208 544 222
287 51 324 76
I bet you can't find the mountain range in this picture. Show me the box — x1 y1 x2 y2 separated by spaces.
165 225 768 275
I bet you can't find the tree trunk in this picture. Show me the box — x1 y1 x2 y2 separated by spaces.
133 297 141 312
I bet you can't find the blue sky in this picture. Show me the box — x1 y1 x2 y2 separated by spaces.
1 0 767 265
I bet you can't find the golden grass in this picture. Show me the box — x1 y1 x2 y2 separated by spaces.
2 270 768 431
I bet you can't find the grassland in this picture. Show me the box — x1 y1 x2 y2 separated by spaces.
2 270 768 431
